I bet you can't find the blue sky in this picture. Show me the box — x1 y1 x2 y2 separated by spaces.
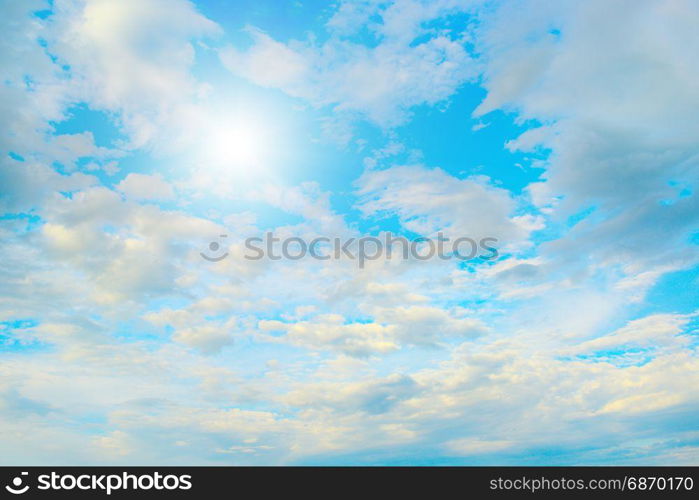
1 0 698 465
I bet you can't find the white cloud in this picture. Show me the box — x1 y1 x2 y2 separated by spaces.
117 173 175 201
144 305 237 354
564 313 695 357
356 164 538 250
49 0 221 149
0 157 99 212
258 305 485 356
259 315 399 357
220 1 478 126
466 0 699 312
445 438 514 455
476 0 699 212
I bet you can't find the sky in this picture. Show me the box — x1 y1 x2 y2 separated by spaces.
0 0 698 465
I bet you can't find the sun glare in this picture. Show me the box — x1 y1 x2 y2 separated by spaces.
190 104 293 192
206 121 266 169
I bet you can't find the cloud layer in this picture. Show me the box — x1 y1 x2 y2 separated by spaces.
1 0 697 465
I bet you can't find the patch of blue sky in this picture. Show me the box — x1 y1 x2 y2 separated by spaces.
567 349 657 368
391 87 546 194
111 320 167 345
7 151 25 162
565 205 598 228
32 6 53 21
51 104 125 149
50 104 129 183
686 316 699 350
642 265 699 316
661 180 694 206
0 212 43 232
293 442 621 466
1 319 38 330
0 319 48 353
419 10 475 45
524 203 606 255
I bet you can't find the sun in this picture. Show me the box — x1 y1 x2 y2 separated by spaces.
189 104 292 191
206 120 266 170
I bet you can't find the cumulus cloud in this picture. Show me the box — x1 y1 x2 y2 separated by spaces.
117 173 175 201
356 164 540 251
563 313 696 358
467 0 699 312
48 0 221 149
220 1 478 126
0 157 98 212
144 305 237 354
258 305 486 357
0 0 69 158
476 0 699 213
